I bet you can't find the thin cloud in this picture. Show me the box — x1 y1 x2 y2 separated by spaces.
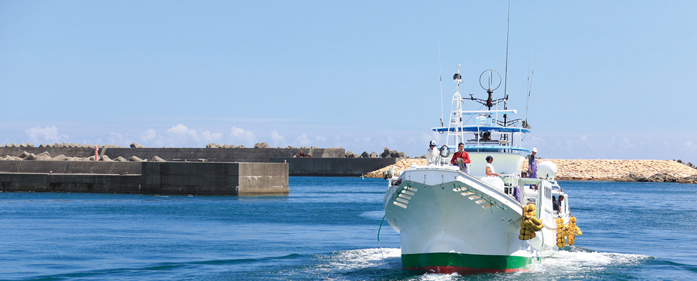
229 126 256 146
141 129 157 142
293 134 311 146
271 130 285 146
25 126 67 144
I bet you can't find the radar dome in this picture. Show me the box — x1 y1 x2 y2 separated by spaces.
537 161 558 180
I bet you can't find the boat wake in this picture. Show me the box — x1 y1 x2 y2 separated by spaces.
316 248 401 272
311 247 653 280
526 246 653 279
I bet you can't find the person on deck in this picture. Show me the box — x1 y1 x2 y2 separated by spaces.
450 143 471 174
485 155 499 177
528 147 538 178
553 195 560 212
426 140 438 165
557 195 565 212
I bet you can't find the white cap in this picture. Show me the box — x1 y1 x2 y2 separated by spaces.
532 147 538 153
430 140 437 146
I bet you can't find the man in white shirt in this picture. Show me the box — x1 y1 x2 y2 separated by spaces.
426 140 439 165
485 155 499 177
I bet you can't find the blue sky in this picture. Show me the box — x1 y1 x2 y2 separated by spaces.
1 1 696 162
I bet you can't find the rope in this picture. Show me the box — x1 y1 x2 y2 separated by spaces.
378 214 386 259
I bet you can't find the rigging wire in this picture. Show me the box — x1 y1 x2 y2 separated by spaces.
525 52 536 125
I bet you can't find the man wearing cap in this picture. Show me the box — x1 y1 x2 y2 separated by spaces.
450 142 471 174
426 140 439 165
528 148 538 178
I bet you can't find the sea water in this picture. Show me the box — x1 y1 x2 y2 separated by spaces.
1 177 695 280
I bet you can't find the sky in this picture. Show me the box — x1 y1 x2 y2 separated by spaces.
1 1 696 162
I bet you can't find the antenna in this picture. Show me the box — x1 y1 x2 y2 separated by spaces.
503 0 511 111
439 39 444 127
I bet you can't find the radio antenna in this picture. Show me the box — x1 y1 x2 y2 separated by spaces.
503 0 511 111
439 39 444 127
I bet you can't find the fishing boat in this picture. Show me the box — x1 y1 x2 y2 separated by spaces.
383 66 581 274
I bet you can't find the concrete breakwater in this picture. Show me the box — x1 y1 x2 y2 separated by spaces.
366 158 697 184
0 146 399 177
0 162 288 195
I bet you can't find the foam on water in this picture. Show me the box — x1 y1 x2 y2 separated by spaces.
531 246 653 277
319 248 401 272
308 247 654 280
360 210 386 220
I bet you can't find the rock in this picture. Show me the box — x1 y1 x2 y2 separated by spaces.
101 155 112 162
130 156 144 162
35 151 52 161
380 148 391 158
130 142 144 148
51 154 67 161
391 151 405 158
206 143 219 148
238 145 245 148
345 151 355 158
115 156 128 162
361 151 370 158
150 156 166 162
370 152 379 158
254 142 270 148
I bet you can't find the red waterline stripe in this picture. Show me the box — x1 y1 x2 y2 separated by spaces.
404 266 530 275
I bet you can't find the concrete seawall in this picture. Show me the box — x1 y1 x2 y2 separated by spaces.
0 162 288 195
271 158 398 176
0 173 141 193
0 147 345 162
0 147 401 177
0 160 141 174
142 162 288 195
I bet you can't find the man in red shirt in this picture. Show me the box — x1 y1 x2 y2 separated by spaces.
451 142 471 174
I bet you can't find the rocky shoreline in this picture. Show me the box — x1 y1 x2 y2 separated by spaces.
366 158 697 184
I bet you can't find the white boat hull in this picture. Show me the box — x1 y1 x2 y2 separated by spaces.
384 167 556 274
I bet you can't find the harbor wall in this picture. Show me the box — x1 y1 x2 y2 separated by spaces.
0 173 141 193
103 147 345 162
0 160 140 174
0 147 403 176
141 162 288 195
0 147 346 162
0 161 289 195
271 158 398 176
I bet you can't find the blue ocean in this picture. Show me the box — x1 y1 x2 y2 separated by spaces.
1 177 696 280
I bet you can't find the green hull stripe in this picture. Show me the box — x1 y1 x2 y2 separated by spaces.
402 252 533 270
